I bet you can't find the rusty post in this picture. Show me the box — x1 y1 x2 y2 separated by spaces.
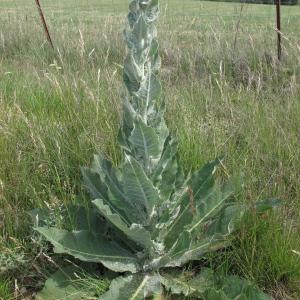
35 0 54 49
276 0 281 60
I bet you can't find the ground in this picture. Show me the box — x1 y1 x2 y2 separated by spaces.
0 0 299 299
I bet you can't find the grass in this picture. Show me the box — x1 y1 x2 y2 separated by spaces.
0 279 11 300
0 0 299 298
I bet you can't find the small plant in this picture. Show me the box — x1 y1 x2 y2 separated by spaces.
34 0 278 298
0 251 26 276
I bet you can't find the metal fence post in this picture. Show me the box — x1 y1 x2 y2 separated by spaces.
35 0 54 49
276 0 281 60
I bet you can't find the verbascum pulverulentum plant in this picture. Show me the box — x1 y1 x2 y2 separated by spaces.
34 0 278 299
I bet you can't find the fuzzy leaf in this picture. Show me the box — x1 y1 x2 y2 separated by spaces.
81 167 133 225
161 269 270 299
84 155 140 224
160 268 215 297
101 274 162 300
124 54 143 94
134 73 162 112
205 204 244 236
202 273 270 300
93 199 152 249
151 138 181 199
166 235 229 268
35 228 138 273
123 155 161 220
161 159 223 247
188 183 233 233
128 120 162 172
36 266 99 300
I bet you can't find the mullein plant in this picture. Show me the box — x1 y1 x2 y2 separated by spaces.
34 0 278 299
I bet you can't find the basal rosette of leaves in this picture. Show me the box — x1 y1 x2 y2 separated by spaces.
34 0 278 299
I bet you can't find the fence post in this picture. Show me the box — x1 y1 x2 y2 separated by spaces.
276 0 281 60
35 0 54 49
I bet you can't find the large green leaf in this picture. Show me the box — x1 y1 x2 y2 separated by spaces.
101 274 162 300
151 138 181 199
160 159 222 247
128 119 162 172
124 54 143 94
165 233 229 268
149 39 161 73
119 99 136 151
134 72 162 114
35 228 139 273
84 155 141 224
188 183 233 233
129 16 150 62
123 155 161 220
81 166 134 225
202 273 270 300
161 268 270 299
91 156 127 207
205 204 244 236
36 266 103 300
81 166 108 201
93 199 153 249
205 199 281 237
160 269 215 297
144 232 228 271
30 205 107 234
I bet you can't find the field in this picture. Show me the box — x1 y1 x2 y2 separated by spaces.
0 0 300 299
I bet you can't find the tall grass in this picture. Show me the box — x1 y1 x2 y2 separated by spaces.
0 0 299 298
